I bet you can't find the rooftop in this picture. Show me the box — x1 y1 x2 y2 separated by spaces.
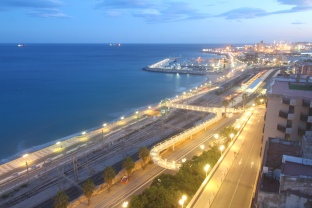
269 80 312 98
265 138 301 169
282 155 312 177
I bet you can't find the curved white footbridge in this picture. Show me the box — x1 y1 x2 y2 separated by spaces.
150 102 239 170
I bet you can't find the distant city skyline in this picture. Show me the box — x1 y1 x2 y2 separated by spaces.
1 0 312 43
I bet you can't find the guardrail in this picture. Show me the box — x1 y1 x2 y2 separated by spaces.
150 114 222 170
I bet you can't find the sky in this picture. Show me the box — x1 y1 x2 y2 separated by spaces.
1 0 312 43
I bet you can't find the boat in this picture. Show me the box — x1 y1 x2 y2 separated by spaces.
17 44 26 47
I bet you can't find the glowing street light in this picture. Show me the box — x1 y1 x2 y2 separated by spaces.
23 154 29 158
214 134 219 139
179 195 187 208
200 144 205 150
122 201 128 207
120 116 124 120
82 131 86 135
56 141 61 145
260 99 264 104
103 123 107 127
182 158 186 163
135 111 139 114
219 145 225 155
204 164 210 177
230 133 234 140
148 106 151 109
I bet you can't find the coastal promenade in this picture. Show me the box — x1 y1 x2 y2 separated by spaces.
0 108 157 194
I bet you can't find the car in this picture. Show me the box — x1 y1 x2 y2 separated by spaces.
120 176 128 184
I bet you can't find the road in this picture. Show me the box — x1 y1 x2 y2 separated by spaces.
76 115 240 208
192 106 264 208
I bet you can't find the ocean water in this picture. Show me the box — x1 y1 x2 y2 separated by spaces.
0 43 223 162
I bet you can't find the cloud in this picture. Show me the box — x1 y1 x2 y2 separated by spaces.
216 0 312 20
96 0 210 23
292 21 305 24
217 7 266 19
0 0 68 18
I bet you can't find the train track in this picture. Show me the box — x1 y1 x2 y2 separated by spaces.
2 70 259 208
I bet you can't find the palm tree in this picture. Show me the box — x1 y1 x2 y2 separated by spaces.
222 100 229 117
54 191 69 208
229 96 235 107
82 179 95 206
139 147 150 169
122 156 135 177
103 166 116 192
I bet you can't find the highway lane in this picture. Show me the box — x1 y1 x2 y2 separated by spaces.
209 107 264 208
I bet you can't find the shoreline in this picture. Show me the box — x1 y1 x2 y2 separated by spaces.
0 73 208 165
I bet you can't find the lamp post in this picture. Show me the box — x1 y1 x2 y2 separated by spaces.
260 99 264 104
214 134 219 139
179 195 187 208
200 144 205 150
219 145 225 156
122 201 128 207
230 133 234 140
23 154 30 183
204 164 210 177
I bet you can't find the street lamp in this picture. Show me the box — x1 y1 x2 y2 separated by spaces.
182 158 186 163
260 99 264 104
120 116 124 120
23 154 30 182
204 164 210 177
103 123 107 127
82 131 86 135
214 134 219 139
219 145 225 156
200 144 205 150
230 133 234 140
122 201 128 207
179 195 187 208
148 106 151 109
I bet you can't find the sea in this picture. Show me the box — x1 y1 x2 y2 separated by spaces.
0 43 225 163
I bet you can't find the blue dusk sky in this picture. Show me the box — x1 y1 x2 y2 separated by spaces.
1 0 312 43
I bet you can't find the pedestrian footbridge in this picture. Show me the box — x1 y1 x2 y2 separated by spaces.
168 103 236 114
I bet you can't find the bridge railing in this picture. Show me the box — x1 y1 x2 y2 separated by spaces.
150 114 222 170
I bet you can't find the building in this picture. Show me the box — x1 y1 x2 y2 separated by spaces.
263 78 312 142
255 138 312 208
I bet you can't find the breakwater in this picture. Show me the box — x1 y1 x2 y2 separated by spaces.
143 58 209 75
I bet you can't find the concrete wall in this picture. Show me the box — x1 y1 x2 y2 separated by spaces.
257 192 309 208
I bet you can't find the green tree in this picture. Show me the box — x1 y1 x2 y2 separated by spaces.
54 191 69 208
222 100 229 117
103 166 116 192
139 147 150 169
122 156 135 177
82 179 95 206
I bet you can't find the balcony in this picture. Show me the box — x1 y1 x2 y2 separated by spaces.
302 99 311 107
279 110 288 119
282 97 290 105
300 113 308 122
298 127 312 136
277 124 292 134
279 110 294 120
282 97 296 106
300 114 312 123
